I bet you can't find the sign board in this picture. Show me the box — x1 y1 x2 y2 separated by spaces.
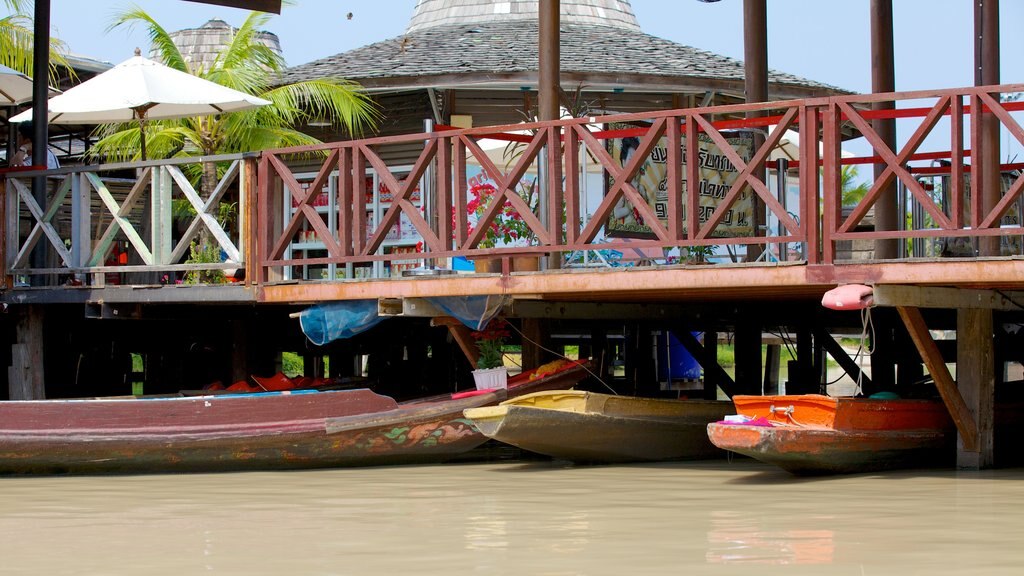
605 124 755 238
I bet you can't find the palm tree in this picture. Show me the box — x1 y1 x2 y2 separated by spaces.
1 0 70 80
88 6 380 282
840 164 871 208
89 6 380 176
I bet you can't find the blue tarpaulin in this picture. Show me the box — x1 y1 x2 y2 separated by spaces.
298 296 505 346
426 295 505 331
299 301 385 345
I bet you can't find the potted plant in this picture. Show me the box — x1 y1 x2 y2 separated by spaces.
471 319 510 390
465 182 539 272
684 244 716 265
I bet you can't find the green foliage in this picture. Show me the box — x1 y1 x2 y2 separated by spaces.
89 6 380 164
840 165 871 208
281 351 303 378
684 244 715 263
473 320 511 370
1 0 72 83
182 241 226 285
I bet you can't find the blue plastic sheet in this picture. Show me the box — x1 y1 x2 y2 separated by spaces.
426 295 505 331
299 300 385 345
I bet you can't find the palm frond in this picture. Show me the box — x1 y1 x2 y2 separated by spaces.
214 11 283 74
261 79 381 138
0 12 71 82
107 5 188 71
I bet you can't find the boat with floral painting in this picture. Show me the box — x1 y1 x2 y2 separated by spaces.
706 394 955 475
0 360 589 474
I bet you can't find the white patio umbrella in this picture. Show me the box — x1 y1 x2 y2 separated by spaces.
0 64 58 105
11 50 270 158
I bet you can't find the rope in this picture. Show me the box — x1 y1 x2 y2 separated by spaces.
504 320 618 395
769 404 809 427
854 306 875 397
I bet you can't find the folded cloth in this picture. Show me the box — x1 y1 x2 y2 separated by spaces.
716 416 774 427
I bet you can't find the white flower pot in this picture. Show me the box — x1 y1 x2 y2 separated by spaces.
472 366 508 390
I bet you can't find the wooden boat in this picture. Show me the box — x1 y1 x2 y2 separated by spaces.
0 360 588 474
706 394 955 475
463 390 731 463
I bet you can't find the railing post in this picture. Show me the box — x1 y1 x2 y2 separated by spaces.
256 154 270 286
798 104 823 264
546 125 563 267
0 176 9 289
152 166 172 266
242 153 259 287
821 103 840 264
71 172 91 276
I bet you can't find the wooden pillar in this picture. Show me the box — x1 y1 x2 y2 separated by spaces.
976 0 1001 257
763 342 780 395
520 318 548 371
591 325 610 381
871 308 897 393
539 0 561 273
9 306 45 400
734 320 762 395
635 324 657 397
870 0 898 259
231 317 249 384
957 308 995 468
538 0 560 122
743 0 767 262
702 330 720 400
792 324 814 394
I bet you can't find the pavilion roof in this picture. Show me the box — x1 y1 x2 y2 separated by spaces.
280 21 848 98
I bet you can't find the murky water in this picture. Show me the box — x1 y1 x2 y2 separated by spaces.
1 456 1022 575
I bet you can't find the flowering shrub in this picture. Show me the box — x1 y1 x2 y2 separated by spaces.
462 182 538 249
472 319 511 369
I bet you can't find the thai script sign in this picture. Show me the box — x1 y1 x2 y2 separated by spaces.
605 124 755 238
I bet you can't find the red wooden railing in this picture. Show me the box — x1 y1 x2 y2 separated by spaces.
256 83 1024 282
6 84 1023 288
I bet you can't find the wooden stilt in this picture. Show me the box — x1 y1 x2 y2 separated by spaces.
763 343 780 395
896 306 979 452
8 305 45 400
792 325 814 394
231 318 248 384
701 330 721 400
956 308 994 468
814 327 873 392
734 321 761 395
676 329 735 399
520 318 548 370
431 316 479 369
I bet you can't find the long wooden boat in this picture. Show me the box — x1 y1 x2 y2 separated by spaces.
463 390 731 463
706 394 955 475
0 360 588 474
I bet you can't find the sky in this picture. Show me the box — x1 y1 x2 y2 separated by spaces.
21 0 1024 160
41 0 1023 93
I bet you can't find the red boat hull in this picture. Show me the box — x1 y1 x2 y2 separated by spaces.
707 395 955 475
0 362 589 474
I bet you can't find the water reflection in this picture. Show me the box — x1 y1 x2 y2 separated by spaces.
1 460 1022 575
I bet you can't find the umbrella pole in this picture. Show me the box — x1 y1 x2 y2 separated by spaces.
139 117 147 161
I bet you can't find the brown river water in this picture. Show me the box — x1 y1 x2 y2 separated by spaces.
2 455 1022 575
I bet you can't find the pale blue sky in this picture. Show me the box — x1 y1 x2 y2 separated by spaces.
45 0 1022 94
26 1 1024 162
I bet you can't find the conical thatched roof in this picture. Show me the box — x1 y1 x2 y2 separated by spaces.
406 0 641 33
